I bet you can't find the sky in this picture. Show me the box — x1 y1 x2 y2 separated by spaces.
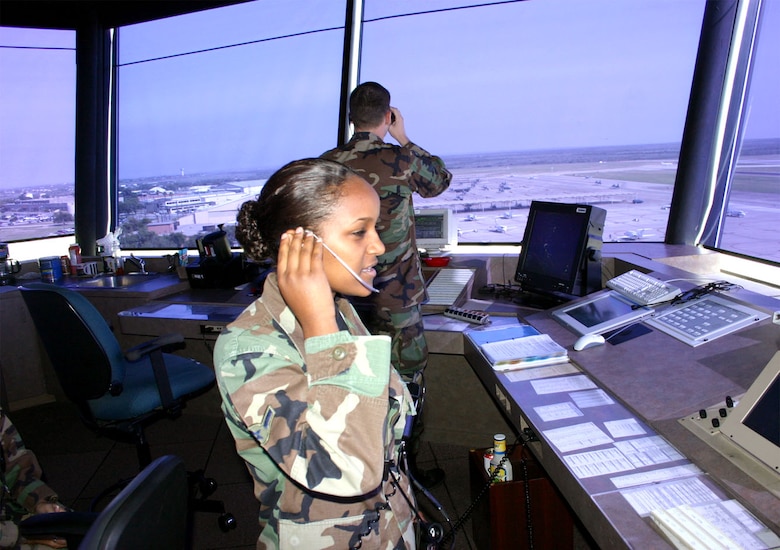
0 0 777 188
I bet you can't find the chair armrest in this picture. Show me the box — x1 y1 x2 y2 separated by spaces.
124 333 185 412
19 511 98 538
125 333 185 362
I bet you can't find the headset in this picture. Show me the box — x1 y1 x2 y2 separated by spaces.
306 230 379 293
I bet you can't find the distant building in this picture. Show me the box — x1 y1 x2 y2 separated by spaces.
147 221 177 235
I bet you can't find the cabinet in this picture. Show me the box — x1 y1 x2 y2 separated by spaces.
469 445 575 549
0 289 54 409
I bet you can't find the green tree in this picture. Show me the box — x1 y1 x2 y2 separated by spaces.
53 211 74 224
118 194 142 215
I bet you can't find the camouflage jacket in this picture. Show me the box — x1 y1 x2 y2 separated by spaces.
214 273 417 549
1 409 58 548
322 132 452 311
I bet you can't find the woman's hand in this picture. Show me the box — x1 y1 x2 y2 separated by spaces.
277 227 339 338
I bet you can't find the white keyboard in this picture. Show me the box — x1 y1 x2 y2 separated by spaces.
425 268 475 306
607 270 681 306
651 502 770 549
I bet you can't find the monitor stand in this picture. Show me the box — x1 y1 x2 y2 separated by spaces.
513 289 571 310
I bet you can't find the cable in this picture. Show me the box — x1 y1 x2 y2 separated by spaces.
439 431 531 548
629 279 742 310
670 280 741 305
397 442 453 550
520 454 534 549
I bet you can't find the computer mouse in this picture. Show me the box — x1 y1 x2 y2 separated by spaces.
573 333 606 351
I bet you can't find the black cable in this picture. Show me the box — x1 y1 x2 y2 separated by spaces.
670 280 740 305
397 442 453 550
439 432 528 548
520 455 533 549
629 280 741 310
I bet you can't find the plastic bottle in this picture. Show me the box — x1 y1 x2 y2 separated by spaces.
489 433 513 482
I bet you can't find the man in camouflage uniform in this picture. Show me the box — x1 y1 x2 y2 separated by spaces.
214 273 417 549
1 409 66 549
322 82 452 487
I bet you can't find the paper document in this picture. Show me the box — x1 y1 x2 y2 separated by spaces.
480 333 568 368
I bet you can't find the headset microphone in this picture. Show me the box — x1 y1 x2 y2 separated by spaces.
306 231 379 293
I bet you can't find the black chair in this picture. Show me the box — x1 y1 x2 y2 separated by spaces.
18 282 235 531
20 455 189 549
79 454 189 549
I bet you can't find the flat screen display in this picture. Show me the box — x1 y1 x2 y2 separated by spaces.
722 351 780 471
744 375 780 446
551 290 654 336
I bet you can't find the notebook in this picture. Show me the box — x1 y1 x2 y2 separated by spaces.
467 323 569 371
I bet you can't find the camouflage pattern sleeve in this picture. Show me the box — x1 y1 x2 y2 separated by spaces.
402 141 452 198
215 300 399 498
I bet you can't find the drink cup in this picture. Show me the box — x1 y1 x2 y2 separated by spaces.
79 261 100 276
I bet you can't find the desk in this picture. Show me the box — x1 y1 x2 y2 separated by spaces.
117 287 256 369
0 273 189 409
463 299 780 548
111 254 780 547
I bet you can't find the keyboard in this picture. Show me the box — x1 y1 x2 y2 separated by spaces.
645 295 768 347
425 268 475 306
606 270 681 306
651 504 742 549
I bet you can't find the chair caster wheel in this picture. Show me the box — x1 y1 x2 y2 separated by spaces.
199 477 218 498
218 512 237 532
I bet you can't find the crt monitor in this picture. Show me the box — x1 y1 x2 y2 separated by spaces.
514 201 606 300
414 208 457 252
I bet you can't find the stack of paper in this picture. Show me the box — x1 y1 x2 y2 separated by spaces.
468 324 568 371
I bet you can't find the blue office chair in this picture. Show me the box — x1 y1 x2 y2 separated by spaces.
18 282 235 531
19 455 188 549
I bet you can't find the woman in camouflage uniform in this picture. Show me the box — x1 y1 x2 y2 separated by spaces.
214 159 418 549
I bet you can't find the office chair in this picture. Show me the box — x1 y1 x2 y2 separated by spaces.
19 455 188 549
18 283 235 531
80 454 189 549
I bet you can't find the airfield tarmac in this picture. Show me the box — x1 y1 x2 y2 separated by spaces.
422 157 780 264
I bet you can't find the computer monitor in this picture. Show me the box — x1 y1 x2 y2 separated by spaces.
414 208 457 252
514 201 606 302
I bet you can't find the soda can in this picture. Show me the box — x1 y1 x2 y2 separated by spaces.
39 256 63 282
60 255 71 275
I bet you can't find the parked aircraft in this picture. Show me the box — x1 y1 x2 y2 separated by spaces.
490 223 514 234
